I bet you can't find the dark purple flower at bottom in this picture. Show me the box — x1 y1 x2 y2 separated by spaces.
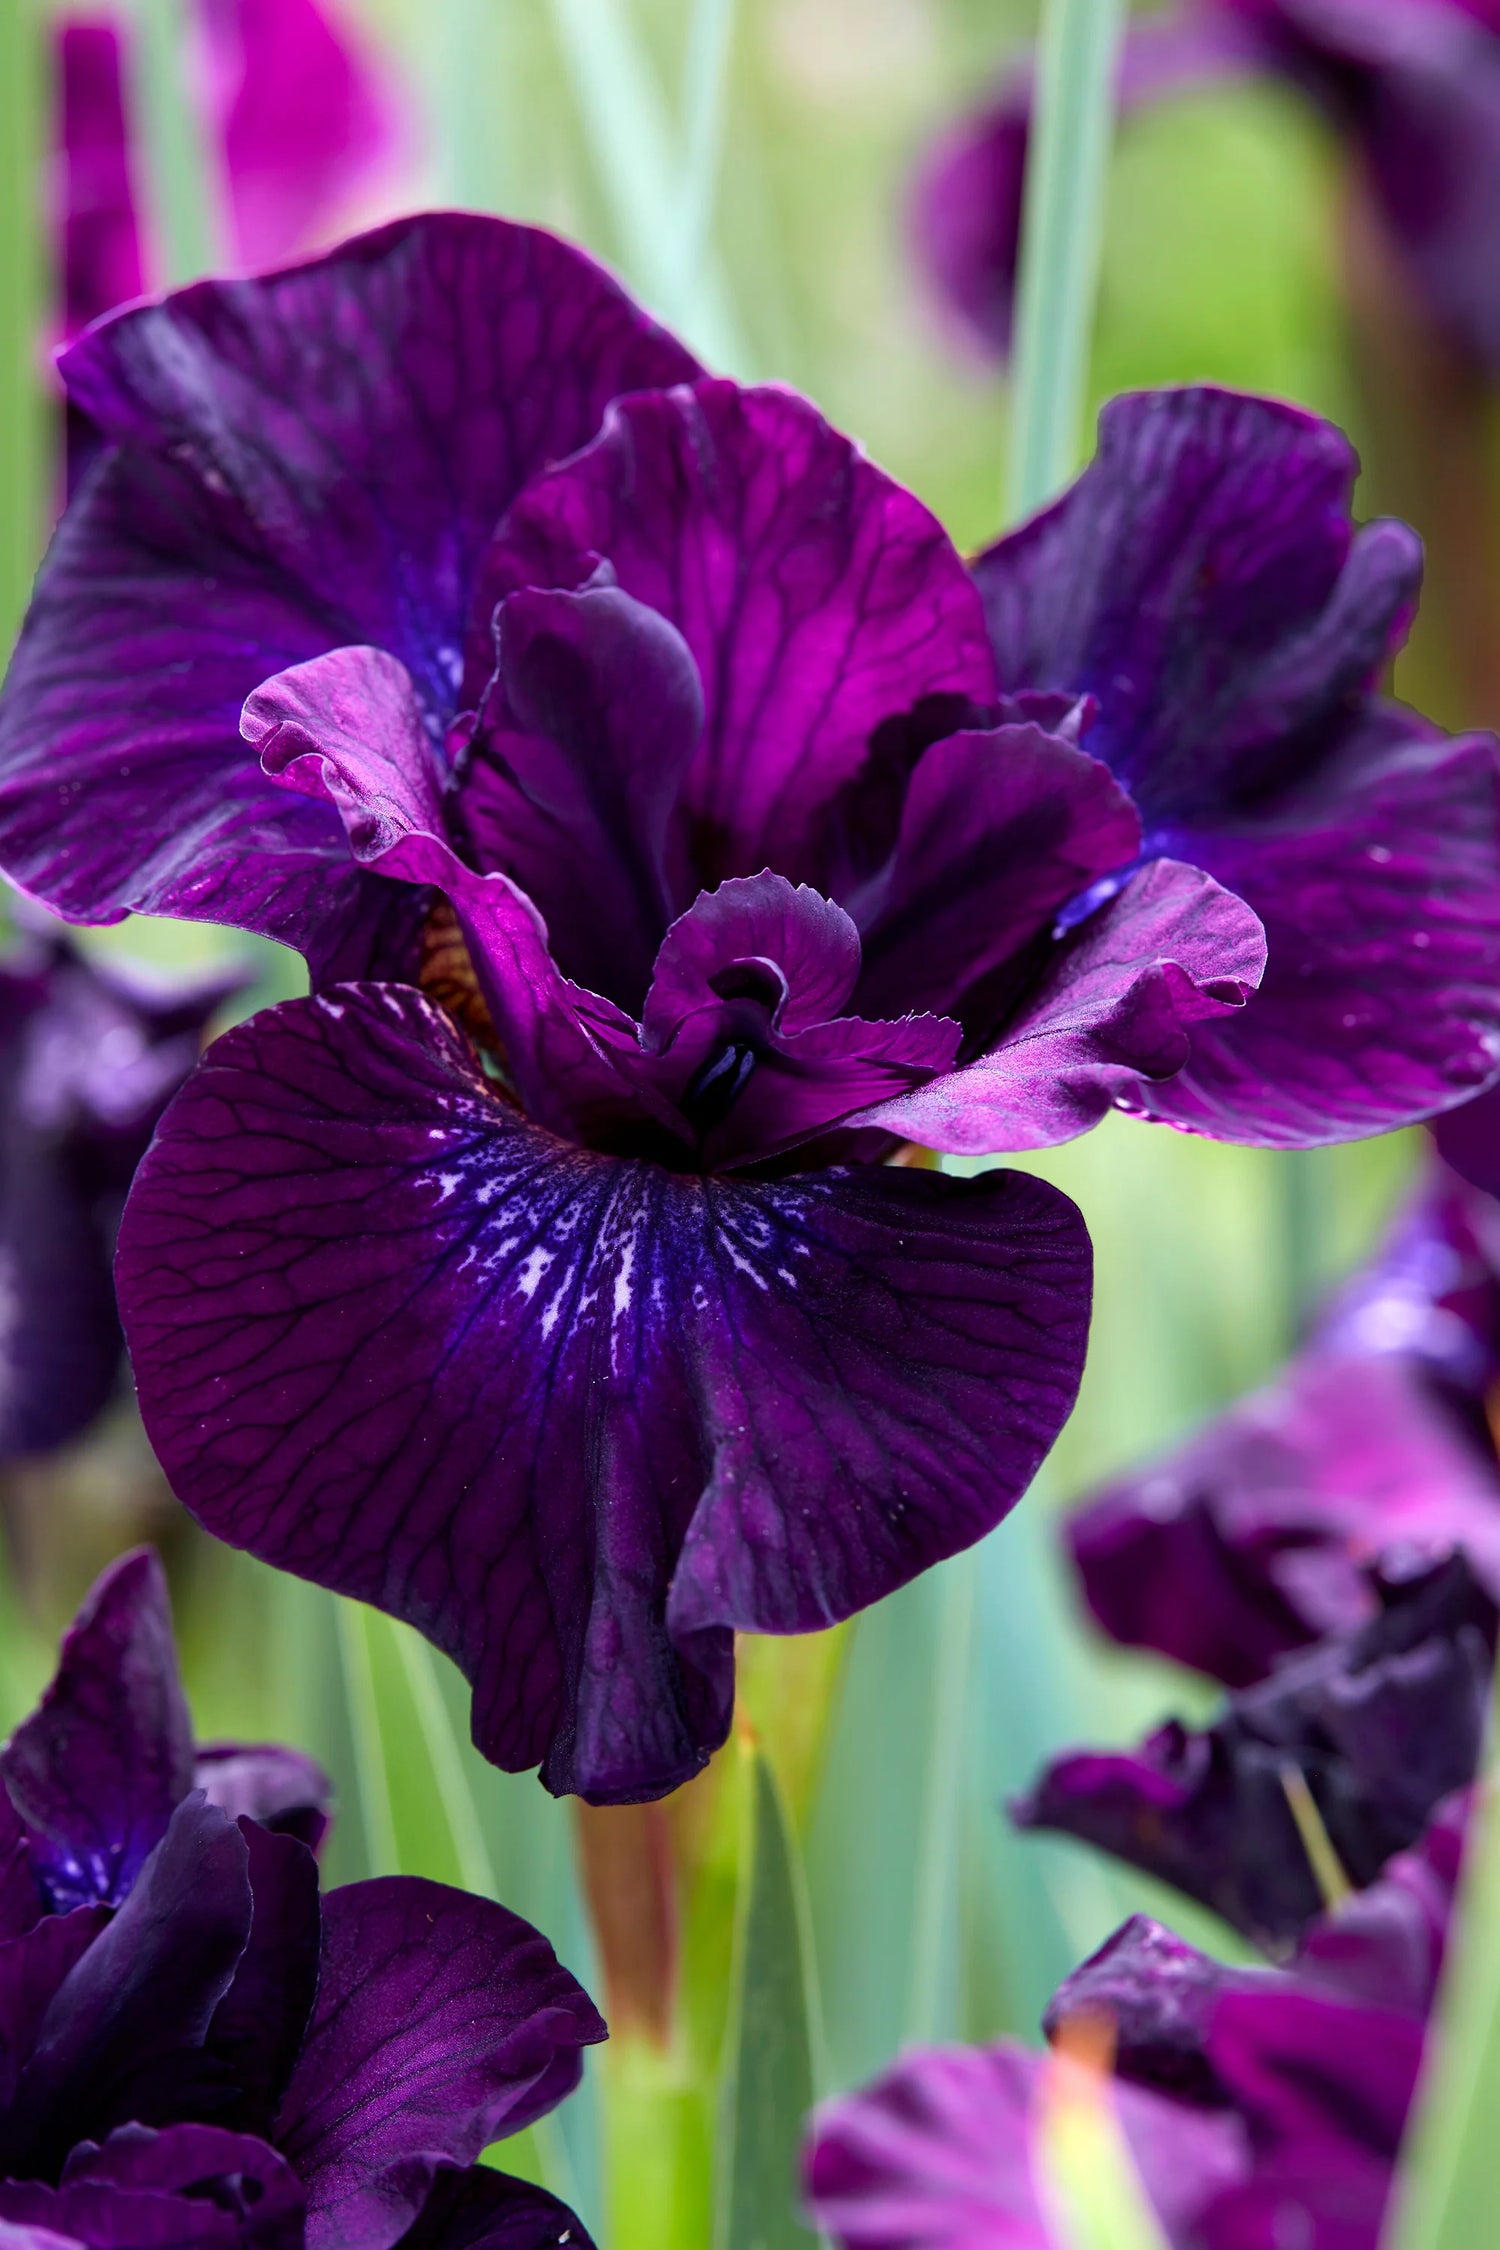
0 1549 603 2250
1014 1553 1493 1949
0 931 239 1460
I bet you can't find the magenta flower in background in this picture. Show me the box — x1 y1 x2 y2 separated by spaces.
0 930 241 1459
1014 1553 1491 1948
914 0 1500 378
1068 1160 1500 1686
56 0 400 342
1 215 1497 1802
0 1547 603 2250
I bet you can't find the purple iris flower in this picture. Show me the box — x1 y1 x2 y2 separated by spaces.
4 216 1495 1805
0 930 238 1458
1014 1552 1491 1948
57 0 400 342
0 1546 604 2250
914 0 1500 378
805 1792 1468 2248
1069 1160 1500 1686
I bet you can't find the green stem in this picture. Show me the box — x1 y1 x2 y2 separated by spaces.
0 0 46 660
903 1555 977 2044
1005 0 1127 523
127 0 231 286
335 1599 399 1879
389 1622 498 1898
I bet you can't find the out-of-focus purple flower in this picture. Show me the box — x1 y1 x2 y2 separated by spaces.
0 1546 603 2250
0 930 239 1459
1014 1555 1491 1948
1069 1162 1500 1686
914 0 1500 378
807 1791 1470 2249
55 0 401 343
6 219 1495 1803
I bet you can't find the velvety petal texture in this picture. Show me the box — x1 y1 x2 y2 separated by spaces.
115 983 1091 1802
0 214 699 961
0 1554 603 2250
974 386 1500 1145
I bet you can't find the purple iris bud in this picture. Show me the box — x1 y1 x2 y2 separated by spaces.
1014 1554 1492 1949
806 1791 1469 2248
914 0 1500 378
0 1546 603 2250
0 930 239 1459
1069 1162 1500 1684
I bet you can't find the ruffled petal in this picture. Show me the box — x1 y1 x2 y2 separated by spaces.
1139 709 1500 1142
61 2121 304 2247
482 379 997 882
456 581 705 1010
1043 1917 1227 2108
857 858 1265 1154
973 386 1423 827
848 725 1141 1024
115 984 1090 1802
395 2168 594 2250
244 647 652 1144
0 1552 194 1915
0 214 697 955
273 1877 603 2250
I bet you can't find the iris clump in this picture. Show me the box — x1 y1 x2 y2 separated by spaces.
2 211 1496 1805
0 1547 603 2249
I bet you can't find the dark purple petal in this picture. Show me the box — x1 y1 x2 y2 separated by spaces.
637 873 959 1167
56 22 146 343
848 725 1141 1024
203 0 401 275
456 581 705 1010
273 1877 604 2250
1208 1982 1421 2166
1139 709 1500 1143
1016 1557 1491 1948
0 214 698 956
60 2121 305 2248
803 2041 1248 2250
115 983 1090 1802
1043 1916 1229 2107
395 2167 594 2250
0 2175 249 2246
0 1798 41 1944
0 1551 194 1914
860 858 1265 1154
193 1745 332 1856
1432 1079 1500 1198
244 648 650 1145
203 1824 321 2137
482 379 998 884
1069 1345 1500 1685
0 1907 111 2109
973 387 1423 829
1 1798 251 2175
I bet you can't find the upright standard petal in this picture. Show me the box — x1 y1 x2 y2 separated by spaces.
482 379 998 882
0 214 699 954
273 1878 604 2250
0 1552 194 1914
115 984 1090 1803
